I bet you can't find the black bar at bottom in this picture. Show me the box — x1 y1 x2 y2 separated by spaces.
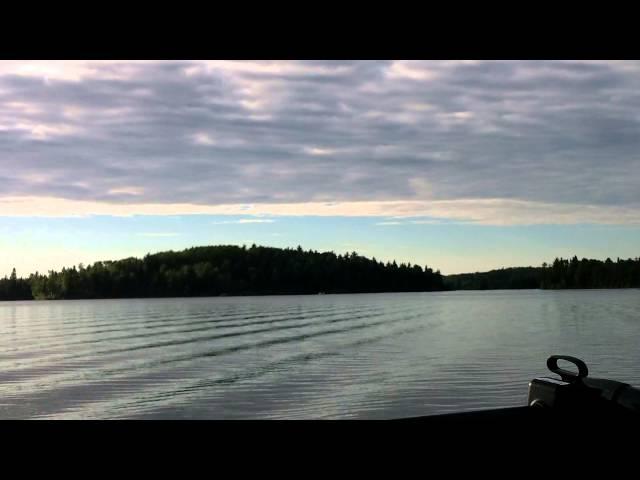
393 405 640 423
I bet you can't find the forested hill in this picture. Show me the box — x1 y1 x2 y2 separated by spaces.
444 256 640 290
0 245 445 300
2 250 639 301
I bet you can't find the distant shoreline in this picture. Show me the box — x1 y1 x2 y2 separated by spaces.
0 289 452 302
4 287 640 303
2 245 639 301
0 244 446 301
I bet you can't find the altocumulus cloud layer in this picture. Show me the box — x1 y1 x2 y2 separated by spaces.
1 60 640 224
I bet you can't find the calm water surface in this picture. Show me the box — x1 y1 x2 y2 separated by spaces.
1 290 639 419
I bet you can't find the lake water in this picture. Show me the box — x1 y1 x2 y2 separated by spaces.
1 290 639 419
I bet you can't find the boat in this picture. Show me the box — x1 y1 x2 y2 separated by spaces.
394 355 640 423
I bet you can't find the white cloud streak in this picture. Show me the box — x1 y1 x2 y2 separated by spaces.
211 218 276 225
136 232 181 237
2 196 640 225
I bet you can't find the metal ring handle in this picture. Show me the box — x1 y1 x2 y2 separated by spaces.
547 355 588 382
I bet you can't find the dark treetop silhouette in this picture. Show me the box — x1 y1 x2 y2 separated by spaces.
2 248 639 301
444 256 640 290
1 244 444 300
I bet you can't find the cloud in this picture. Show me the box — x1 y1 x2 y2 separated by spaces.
376 218 476 226
211 218 276 225
236 218 275 224
191 132 216 145
2 60 640 224
3 196 640 225
136 232 181 237
409 219 448 225
108 187 144 196
304 146 336 156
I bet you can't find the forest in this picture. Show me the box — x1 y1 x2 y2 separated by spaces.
444 256 640 290
2 248 639 301
444 267 541 290
0 244 444 300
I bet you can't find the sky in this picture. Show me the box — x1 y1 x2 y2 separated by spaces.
1 60 640 276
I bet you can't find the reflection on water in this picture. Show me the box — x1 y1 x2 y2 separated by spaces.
1 290 639 419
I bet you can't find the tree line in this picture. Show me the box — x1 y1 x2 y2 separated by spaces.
444 256 640 290
0 268 33 300
3 249 639 301
444 267 541 290
0 244 445 300
540 256 640 289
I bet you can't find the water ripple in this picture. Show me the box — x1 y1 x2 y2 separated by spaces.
1 291 639 419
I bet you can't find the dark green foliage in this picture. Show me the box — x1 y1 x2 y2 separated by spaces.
540 256 640 289
3 244 445 300
445 256 640 290
0 268 32 300
3 249 639 300
445 267 541 290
